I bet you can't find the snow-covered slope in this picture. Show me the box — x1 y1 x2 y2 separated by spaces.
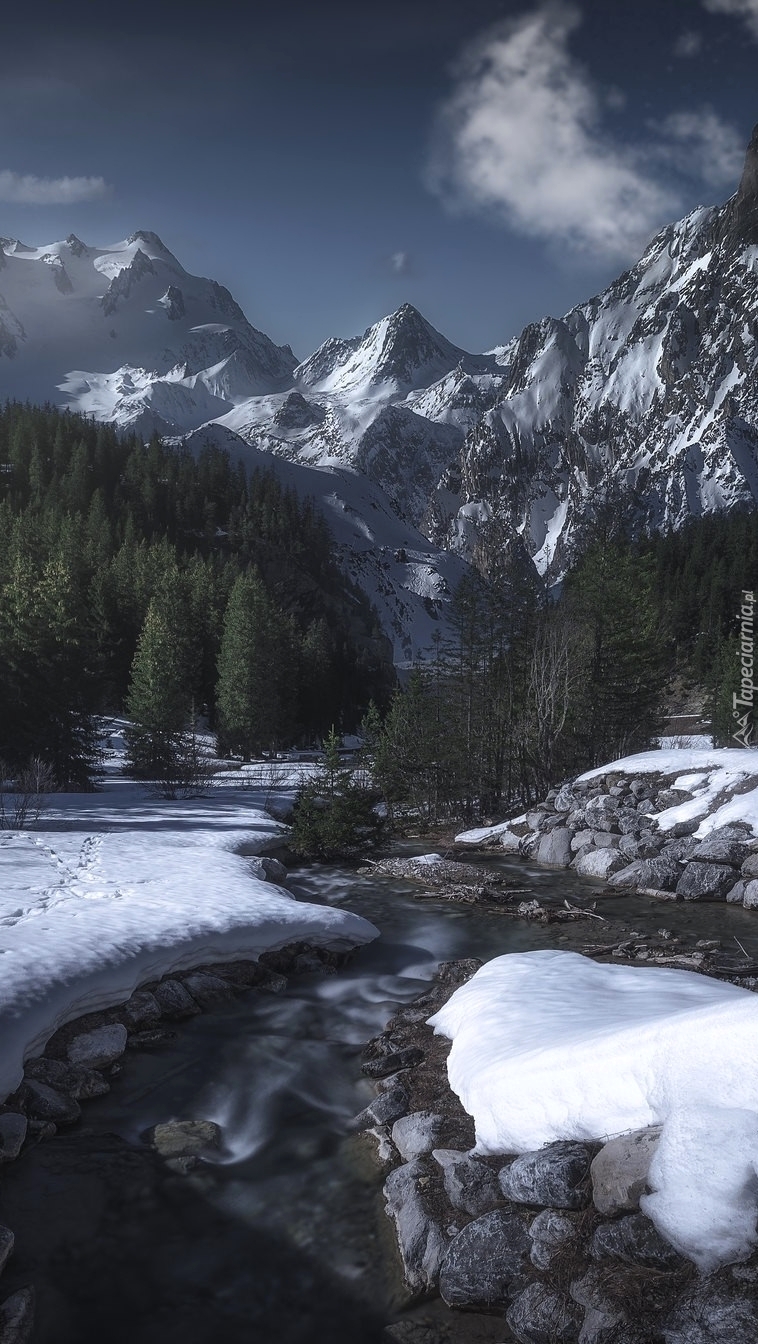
433 126 758 576
0 231 297 435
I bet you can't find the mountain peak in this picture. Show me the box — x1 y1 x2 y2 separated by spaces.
717 122 758 249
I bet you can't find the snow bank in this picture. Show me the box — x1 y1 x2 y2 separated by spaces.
0 782 377 1100
579 746 758 837
429 950 758 1270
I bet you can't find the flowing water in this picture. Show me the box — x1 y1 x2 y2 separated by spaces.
4 851 758 1342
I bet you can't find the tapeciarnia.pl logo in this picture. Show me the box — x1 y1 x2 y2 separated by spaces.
733 589 756 747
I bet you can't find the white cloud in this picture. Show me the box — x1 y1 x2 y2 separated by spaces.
390 250 409 274
659 110 745 189
673 29 704 57
426 5 744 261
0 170 110 205
702 0 758 40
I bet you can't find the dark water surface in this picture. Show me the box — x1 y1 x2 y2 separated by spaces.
3 852 758 1342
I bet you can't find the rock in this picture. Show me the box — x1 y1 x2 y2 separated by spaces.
259 856 288 883
741 853 758 878
506 1282 583 1344
24 1057 109 1100
583 797 618 832
655 789 692 809
675 861 736 900
590 833 620 850
181 970 236 1005
123 990 162 1027
0 1226 14 1276
578 1305 624 1343
153 979 201 1019
66 1023 127 1070
555 786 579 812
629 779 654 799
439 1209 531 1309
618 835 663 860
391 1111 472 1162
590 1127 661 1215
127 1029 177 1050
660 837 699 862
689 826 751 866
662 1278 758 1343
669 820 700 838
499 830 525 853
536 828 574 867
608 856 681 891
499 1142 592 1210
615 809 647 835
528 1208 581 1271
432 1149 503 1217
0 1287 34 1344
18 1080 80 1126
727 880 747 905
146 1119 222 1159
351 1086 408 1131
362 1047 424 1079
591 1214 683 1270
383 1158 449 1295
571 830 594 853
362 1124 398 1171
573 849 626 880
744 880 758 909
0 1114 27 1163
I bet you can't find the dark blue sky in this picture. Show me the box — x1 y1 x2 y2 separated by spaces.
2 0 756 358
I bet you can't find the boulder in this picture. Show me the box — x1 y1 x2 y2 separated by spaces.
499 1142 592 1210
727 880 747 905
741 853 758 879
439 1209 531 1309
577 1305 624 1343
591 1213 683 1270
571 830 594 853
351 1086 408 1131
123 990 162 1028
662 1278 758 1343
528 1208 581 1271
500 830 525 853
0 1114 27 1164
590 833 620 850
0 1287 34 1344
573 849 626 880
24 1057 109 1101
675 861 736 900
0 1226 14 1276
66 1023 127 1070
181 970 236 1006
536 829 574 868
607 856 681 891
615 809 647 835
629 779 655 799
391 1111 472 1162
18 1080 80 1126
590 1127 661 1215
259 856 288 883
384 1158 449 1295
618 835 663 860
152 979 201 1019
744 880 758 910
362 1048 424 1079
146 1119 221 1159
506 1282 583 1344
583 797 618 832
432 1149 502 1217
668 820 700 838
689 826 751 866
660 837 699 862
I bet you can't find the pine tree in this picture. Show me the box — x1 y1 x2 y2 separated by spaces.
216 571 294 759
290 727 382 859
125 572 194 780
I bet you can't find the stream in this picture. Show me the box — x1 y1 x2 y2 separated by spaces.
3 850 758 1343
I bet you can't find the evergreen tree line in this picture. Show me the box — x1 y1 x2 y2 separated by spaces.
0 402 393 785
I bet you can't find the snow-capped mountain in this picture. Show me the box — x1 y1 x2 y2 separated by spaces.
0 231 296 435
5 123 758 650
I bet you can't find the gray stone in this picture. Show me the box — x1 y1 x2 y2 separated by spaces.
590 832 620 849
499 1142 592 1210
607 856 681 891
675 861 736 900
615 809 647 835
528 1208 580 1271
578 1305 624 1344
24 1057 109 1100
153 978 201 1019
629 779 654 799
18 1079 80 1126
384 1158 449 1295
660 836 699 862
741 853 758 878
0 1287 34 1344
146 1119 222 1159
351 1086 408 1131
391 1111 471 1162
555 785 579 813
0 1114 27 1164
591 1213 682 1269
584 797 618 832
571 830 594 853
362 1124 398 1171
0 1226 14 1276
181 970 236 1006
506 1282 583 1344
727 880 747 904
618 834 662 860
439 1209 531 1309
432 1148 502 1217
123 990 162 1027
590 1127 661 1215
259 856 288 883
669 819 700 837
573 849 626 880
662 1278 758 1343
362 1047 424 1079
66 1023 127 1070
536 828 574 867
655 789 692 809
744 879 758 909
689 826 751 866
